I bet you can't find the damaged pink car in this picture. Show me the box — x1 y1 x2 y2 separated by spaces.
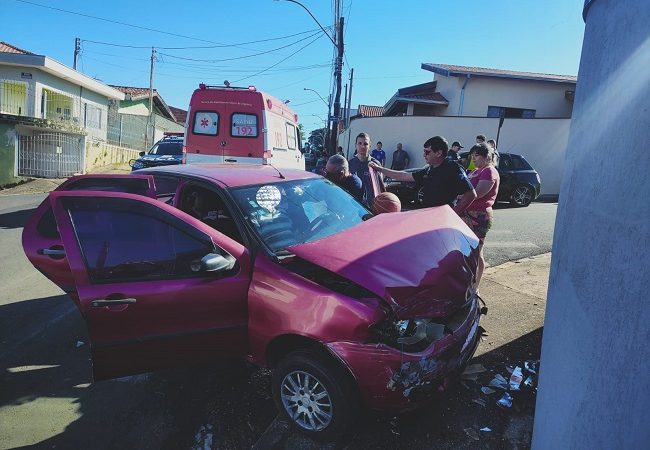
22 165 484 439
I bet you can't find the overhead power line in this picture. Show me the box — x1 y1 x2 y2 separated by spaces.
233 34 324 83
80 27 328 50
158 30 322 63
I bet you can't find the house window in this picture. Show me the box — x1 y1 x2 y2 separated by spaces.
84 103 103 129
487 105 536 119
0 80 28 115
43 89 76 121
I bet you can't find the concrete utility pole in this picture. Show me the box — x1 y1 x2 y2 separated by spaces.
73 38 80 70
532 0 650 448
327 16 344 156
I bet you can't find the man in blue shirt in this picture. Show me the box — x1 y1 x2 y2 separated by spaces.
371 141 386 166
349 132 385 207
325 154 363 202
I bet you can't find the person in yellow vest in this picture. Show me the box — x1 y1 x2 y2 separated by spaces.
464 134 487 171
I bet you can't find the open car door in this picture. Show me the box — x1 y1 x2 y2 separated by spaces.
22 175 158 304
44 190 251 380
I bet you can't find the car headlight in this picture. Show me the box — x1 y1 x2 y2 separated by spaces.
132 161 144 169
371 317 447 352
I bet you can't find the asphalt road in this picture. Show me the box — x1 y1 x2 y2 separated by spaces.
0 194 556 449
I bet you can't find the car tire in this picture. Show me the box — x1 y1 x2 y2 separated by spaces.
510 184 533 207
272 350 359 441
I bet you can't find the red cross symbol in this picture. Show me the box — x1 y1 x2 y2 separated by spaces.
200 118 209 127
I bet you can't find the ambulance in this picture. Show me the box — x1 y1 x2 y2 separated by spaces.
184 84 304 169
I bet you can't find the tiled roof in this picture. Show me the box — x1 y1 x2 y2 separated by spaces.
169 106 187 124
357 105 384 117
0 41 34 55
109 85 158 99
421 63 577 83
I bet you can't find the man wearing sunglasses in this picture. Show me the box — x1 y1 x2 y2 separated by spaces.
325 154 364 203
370 136 476 214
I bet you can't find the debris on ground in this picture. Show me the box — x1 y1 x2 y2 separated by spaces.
463 427 480 441
480 386 496 395
75 340 85 348
480 427 492 432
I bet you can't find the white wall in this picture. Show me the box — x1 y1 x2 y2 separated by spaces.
434 75 574 118
340 115 570 195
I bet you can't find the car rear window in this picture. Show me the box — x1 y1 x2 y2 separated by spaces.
231 113 258 137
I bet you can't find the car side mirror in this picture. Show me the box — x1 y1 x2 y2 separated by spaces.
139 151 146 156
191 253 235 273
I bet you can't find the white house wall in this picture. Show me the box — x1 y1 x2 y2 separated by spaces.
32 69 109 141
434 75 574 118
339 116 570 196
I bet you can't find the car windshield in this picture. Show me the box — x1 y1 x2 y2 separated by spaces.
149 141 182 156
230 178 369 253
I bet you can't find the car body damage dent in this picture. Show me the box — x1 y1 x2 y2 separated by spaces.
387 357 441 397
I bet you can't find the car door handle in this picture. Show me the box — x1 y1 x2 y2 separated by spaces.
225 158 237 163
39 248 66 256
91 298 137 307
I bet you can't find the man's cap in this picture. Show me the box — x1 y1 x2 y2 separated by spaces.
452 141 463 148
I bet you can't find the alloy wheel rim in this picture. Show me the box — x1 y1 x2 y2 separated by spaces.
280 370 333 431
514 186 532 205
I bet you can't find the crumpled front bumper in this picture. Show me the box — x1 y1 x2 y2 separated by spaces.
327 299 481 411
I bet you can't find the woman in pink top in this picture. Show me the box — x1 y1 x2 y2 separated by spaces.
462 143 500 292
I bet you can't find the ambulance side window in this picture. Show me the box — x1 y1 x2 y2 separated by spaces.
193 111 219 135
286 123 297 150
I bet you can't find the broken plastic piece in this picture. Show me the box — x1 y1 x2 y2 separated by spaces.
481 386 496 395
524 360 539 374
488 374 509 389
523 375 535 388
75 340 85 348
480 427 492 432
497 392 513 408
509 366 523 391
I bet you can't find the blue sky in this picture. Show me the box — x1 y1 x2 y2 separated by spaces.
3 0 585 132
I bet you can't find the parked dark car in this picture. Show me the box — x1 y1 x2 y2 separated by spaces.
129 133 184 171
385 152 541 207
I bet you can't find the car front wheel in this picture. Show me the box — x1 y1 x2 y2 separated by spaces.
272 350 358 441
510 184 533 207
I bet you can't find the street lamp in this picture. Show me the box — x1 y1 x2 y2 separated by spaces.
275 0 344 156
274 0 337 47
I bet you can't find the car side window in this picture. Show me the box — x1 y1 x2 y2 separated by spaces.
510 155 532 170
153 175 181 204
63 197 227 283
499 155 512 170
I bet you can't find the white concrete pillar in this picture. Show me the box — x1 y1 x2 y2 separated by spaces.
533 0 650 448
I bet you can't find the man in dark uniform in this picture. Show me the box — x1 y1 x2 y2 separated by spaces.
370 136 476 213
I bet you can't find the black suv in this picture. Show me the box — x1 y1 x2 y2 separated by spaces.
130 133 184 171
385 152 541 207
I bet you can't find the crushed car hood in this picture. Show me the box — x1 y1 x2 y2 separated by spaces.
288 207 480 319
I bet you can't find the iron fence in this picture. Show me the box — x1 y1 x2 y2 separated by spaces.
18 133 84 178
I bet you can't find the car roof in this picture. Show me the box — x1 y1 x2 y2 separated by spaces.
139 163 319 188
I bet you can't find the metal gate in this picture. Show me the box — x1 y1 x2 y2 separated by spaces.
18 132 83 178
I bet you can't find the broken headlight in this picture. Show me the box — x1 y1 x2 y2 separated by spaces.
371 317 447 353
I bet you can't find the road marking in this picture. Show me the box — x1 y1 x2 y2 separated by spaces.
484 241 540 248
